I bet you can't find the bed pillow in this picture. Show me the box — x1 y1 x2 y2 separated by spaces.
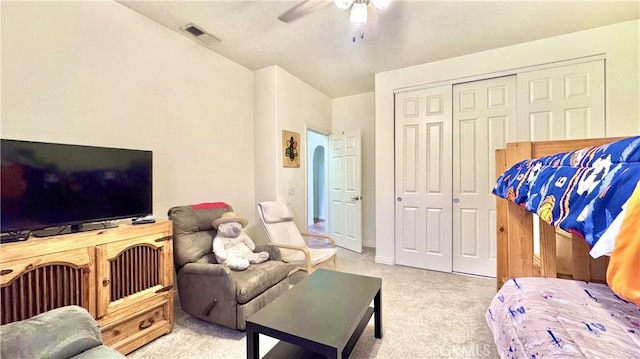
606 181 640 306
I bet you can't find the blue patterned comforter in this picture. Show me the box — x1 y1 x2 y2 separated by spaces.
492 136 640 256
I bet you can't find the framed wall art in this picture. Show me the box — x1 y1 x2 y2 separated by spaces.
282 130 300 168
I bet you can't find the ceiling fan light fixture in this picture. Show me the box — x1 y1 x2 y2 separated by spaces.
334 0 355 11
371 0 392 10
350 2 368 25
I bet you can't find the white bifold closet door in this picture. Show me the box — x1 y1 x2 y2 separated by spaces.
517 60 605 141
394 59 604 277
395 85 453 272
452 76 517 277
517 60 605 255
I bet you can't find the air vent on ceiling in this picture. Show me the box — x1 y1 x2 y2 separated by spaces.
180 23 220 45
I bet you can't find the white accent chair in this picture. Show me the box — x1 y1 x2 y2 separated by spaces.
257 200 337 274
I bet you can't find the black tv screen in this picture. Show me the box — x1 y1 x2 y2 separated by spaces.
1 139 152 234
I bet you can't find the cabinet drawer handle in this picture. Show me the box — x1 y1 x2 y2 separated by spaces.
139 318 154 330
102 279 110 286
0 269 13 276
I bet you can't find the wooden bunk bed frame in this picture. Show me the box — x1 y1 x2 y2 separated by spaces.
495 137 626 289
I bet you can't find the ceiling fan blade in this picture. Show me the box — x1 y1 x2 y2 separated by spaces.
278 0 334 23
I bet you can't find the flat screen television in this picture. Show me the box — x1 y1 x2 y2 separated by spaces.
1 139 152 238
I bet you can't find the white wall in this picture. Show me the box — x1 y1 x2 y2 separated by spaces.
253 66 332 241
332 92 375 248
1 1 256 223
374 20 640 265
277 68 332 232
253 67 279 239
313 146 327 221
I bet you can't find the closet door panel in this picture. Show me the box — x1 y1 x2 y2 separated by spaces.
517 60 605 141
517 60 605 256
395 86 453 272
453 75 517 277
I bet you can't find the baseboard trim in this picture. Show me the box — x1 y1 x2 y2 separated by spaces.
363 240 375 248
374 255 394 265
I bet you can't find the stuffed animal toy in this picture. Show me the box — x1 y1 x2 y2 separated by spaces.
212 212 269 271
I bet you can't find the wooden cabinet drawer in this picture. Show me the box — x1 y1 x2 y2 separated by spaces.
102 300 169 350
1 221 174 354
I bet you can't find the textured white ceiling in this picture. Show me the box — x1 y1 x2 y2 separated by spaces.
118 0 639 98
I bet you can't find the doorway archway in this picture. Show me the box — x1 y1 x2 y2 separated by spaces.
307 130 328 233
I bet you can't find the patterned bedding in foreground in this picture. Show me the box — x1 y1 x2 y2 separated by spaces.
486 277 640 359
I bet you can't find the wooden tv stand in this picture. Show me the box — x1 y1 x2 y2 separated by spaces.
0 220 174 355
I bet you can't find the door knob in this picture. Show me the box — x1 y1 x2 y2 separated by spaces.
396 197 402 202
453 198 460 203
351 196 362 201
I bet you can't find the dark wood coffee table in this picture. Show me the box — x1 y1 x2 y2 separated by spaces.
246 269 382 359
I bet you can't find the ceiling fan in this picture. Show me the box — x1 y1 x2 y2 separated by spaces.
278 0 392 25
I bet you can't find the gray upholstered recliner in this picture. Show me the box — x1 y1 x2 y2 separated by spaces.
0 305 125 359
168 202 289 331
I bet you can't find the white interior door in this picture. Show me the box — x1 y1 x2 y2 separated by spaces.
452 76 517 277
328 129 362 253
517 60 605 141
395 85 453 272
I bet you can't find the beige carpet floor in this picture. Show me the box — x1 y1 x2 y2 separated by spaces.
127 247 499 359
